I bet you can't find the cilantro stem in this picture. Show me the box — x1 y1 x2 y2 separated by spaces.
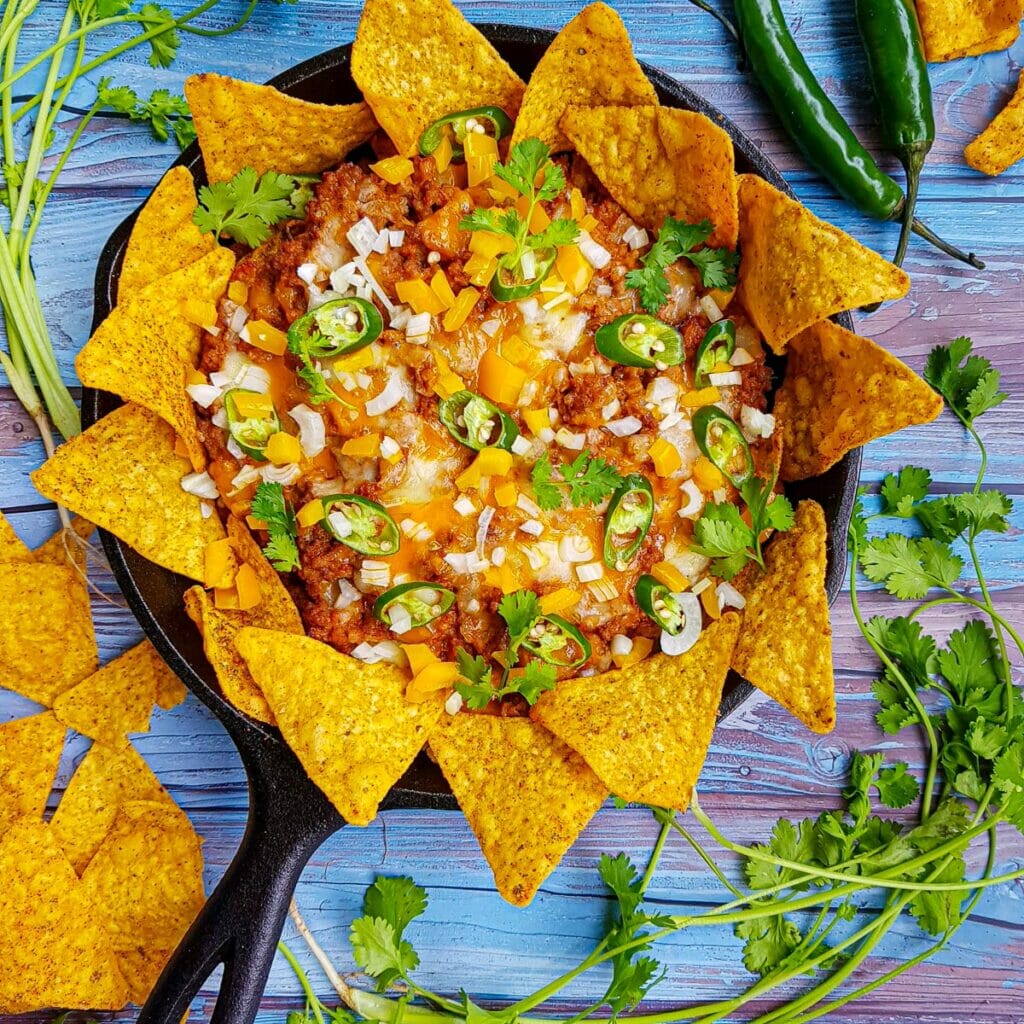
278 940 328 1024
639 812 674 893
668 816 745 899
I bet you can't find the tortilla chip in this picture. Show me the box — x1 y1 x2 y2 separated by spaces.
32 516 95 571
50 741 174 874
965 71 1024 176
775 319 943 481
0 712 66 830
0 817 127 1014
429 715 607 905
116 945 174 1006
735 175 910 353
0 562 97 706
235 628 443 824
532 614 741 811
183 515 303 723
76 248 235 470
915 0 1023 62
562 105 738 248
733 500 835 734
119 165 216 299
32 403 226 583
81 800 205 953
351 0 525 155
512 4 657 153
53 641 185 747
185 73 378 182
0 511 31 559
156 669 188 711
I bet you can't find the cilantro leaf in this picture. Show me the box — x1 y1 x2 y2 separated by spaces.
992 745 1024 834
137 3 181 68
735 915 802 977
924 337 1006 428
251 482 300 572
952 490 1012 540
361 877 427 989
194 166 299 247
914 496 968 543
880 466 931 517
936 620 999 703
690 501 751 581
297 362 338 405
859 535 964 599
530 453 563 511
528 217 579 250
349 917 419 986
561 451 624 507
874 763 920 809
498 590 542 647
513 659 557 704
685 245 741 291
454 647 494 710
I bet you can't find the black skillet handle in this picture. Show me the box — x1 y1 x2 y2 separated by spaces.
139 728 344 1024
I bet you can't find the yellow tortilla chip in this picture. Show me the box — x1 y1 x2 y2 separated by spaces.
118 165 216 298
0 562 98 706
733 500 835 734
81 800 205 953
351 0 525 155
116 945 174 1006
562 105 738 248
183 515 304 723
0 712 66 830
511 4 657 153
915 0 1022 61
76 248 235 470
775 319 943 482
0 817 127 1014
532 614 741 811
185 73 378 182
53 641 186 747
429 715 607 905
32 403 226 583
235 628 443 825
965 71 1024 176
32 515 95 571
736 174 910 353
50 741 174 874
0 511 31 559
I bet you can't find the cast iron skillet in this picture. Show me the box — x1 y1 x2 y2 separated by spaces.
83 25 862 1024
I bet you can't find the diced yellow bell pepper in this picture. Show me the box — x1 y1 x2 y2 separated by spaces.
580 213 598 233
469 230 516 258
430 268 456 309
442 286 480 332
407 661 461 702
612 635 654 669
430 346 466 399
174 436 190 459
679 386 722 409
433 134 454 172
692 455 726 492
493 480 518 508
246 515 267 531
700 583 722 620
180 298 218 328
265 431 302 466
651 561 690 593
500 333 543 371
230 391 274 419
515 193 550 233
464 253 499 287
396 278 446 316
523 408 551 435
213 586 239 610
478 348 526 406
297 498 326 528
467 153 497 187
487 177 519 202
556 244 594 295
245 319 289 356
484 563 520 594
370 155 415 184
401 643 439 677
476 446 513 476
186 368 208 387
708 286 735 311
341 433 381 458
649 437 682 477
204 537 237 590
569 187 586 222
228 280 249 305
334 346 375 373
464 131 498 160
539 588 581 614
711 361 733 375
234 562 262 611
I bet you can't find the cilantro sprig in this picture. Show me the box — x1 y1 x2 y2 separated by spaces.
97 77 195 148
530 451 624 511
250 481 300 572
625 217 739 314
193 166 310 248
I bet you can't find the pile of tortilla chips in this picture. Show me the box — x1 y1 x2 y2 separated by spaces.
26 0 953 910
914 0 1023 62
0 514 204 1014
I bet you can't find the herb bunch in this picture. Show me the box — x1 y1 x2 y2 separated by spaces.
278 338 1023 1024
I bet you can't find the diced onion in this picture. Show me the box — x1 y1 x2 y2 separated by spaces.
659 411 683 431
516 493 541 517
445 691 463 715
200 502 213 519
555 427 586 450
622 224 649 250
517 297 543 324
347 217 380 257
387 603 413 634
445 551 489 574
491 545 507 566
406 312 432 339
741 405 775 441
660 592 702 656
226 438 244 460
351 640 403 665
365 371 406 416
576 561 604 583
288 404 326 458
510 435 531 456
677 479 704 519
649 377 678 404
328 511 353 538
559 535 593 563
691 577 713 596
475 506 495 553
389 229 405 247
260 463 301 485
730 348 754 366
228 304 249 334
578 231 611 269
481 318 501 337
610 634 633 657
595 283 613 297
353 255 395 312
454 496 476 516
521 249 537 281
389 305 412 330
297 262 319 285
180 470 219 500
708 370 743 387
230 465 261 491
605 416 643 437
334 580 362 610
380 435 401 459
187 383 221 408
712 487 728 504
601 398 621 421
372 229 389 255
717 581 747 610
520 519 544 537
699 294 724 323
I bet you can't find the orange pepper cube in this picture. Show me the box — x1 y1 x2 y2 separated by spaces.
245 319 289 356
370 155 415 184
478 348 527 407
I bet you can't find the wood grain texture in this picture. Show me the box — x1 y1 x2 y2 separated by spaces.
1 1 1022 1021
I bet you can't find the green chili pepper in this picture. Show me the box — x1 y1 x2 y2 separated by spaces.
595 313 683 369
603 474 654 570
691 407 754 487
635 575 688 636
438 390 520 451
287 297 383 360
418 106 514 161
520 613 591 668
854 0 934 268
223 389 281 460
694 319 736 388
320 494 400 555
490 248 557 302
724 0 982 269
373 581 455 631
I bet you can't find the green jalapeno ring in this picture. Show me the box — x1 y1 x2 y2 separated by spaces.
490 248 557 302
287 297 383 361
520 613 591 669
603 473 655 570
594 313 684 369
418 106 514 161
373 581 456 631
635 574 687 635
223 388 281 460
691 406 754 487
438 390 520 451
320 494 400 556
694 319 737 388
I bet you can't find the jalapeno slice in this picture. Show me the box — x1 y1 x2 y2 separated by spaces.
635 575 691 636
287 297 383 360
418 106 514 161
603 473 654 570
223 388 281 460
595 313 684 369
490 248 557 302
520 613 591 668
373 581 455 631
320 494 400 555
691 407 754 487
694 319 736 388
438 390 520 451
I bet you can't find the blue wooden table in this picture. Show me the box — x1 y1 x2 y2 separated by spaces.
2 2 1022 1021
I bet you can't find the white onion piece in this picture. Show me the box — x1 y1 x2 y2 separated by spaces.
475 505 495 554
334 580 362 610
660 592 702 656
288 404 326 458
347 217 380 257
180 470 219 499
709 370 743 387
605 416 643 437
297 262 319 285
677 479 704 519
578 231 611 269
699 294 724 323
365 372 406 416
187 383 221 408
717 581 747 610
445 691 463 715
